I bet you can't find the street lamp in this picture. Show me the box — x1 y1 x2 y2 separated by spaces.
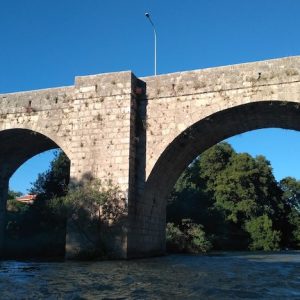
145 12 157 76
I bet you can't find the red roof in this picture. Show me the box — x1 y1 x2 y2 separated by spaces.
16 194 37 203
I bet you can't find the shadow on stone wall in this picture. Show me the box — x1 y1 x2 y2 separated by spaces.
65 172 129 260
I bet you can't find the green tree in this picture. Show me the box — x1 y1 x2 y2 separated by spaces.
287 209 300 248
214 153 280 223
245 215 281 250
30 150 70 200
181 219 212 253
59 180 127 259
5 151 70 258
279 177 300 248
198 142 235 193
167 143 235 241
21 150 71 236
280 177 300 210
166 219 211 253
166 222 185 252
167 141 299 251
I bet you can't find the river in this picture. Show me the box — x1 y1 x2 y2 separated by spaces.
0 251 299 299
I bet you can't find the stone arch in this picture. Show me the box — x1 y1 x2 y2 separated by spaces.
0 128 71 255
0 128 70 180
137 100 300 256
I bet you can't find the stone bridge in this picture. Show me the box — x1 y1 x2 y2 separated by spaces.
1 56 300 258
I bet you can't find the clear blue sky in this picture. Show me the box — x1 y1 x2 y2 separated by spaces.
2 0 300 193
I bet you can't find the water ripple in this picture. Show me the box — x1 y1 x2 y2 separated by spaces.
0 252 299 299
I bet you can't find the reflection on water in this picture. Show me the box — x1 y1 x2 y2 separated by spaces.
0 252 299 299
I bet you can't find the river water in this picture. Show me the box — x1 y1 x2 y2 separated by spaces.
0 251 299 299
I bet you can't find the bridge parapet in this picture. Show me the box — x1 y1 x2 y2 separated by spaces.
143 56 300 100
0 86 74 115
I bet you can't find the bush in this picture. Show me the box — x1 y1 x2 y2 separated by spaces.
6 199 28 213
166 222 185 252
61 180 127 259
245 215 281 251
5 180 126 259
63 179 126 223
182 219 212 253
166 219 212 253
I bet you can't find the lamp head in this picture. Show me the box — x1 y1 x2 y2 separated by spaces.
145 12 150 18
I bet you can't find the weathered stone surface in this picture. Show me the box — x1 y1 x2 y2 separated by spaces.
1 56 300 258
129 56 300 257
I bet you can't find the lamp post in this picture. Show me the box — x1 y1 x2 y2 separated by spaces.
145 12 157 76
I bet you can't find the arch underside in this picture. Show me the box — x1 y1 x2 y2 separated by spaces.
145 101 300 206
0 129 59 180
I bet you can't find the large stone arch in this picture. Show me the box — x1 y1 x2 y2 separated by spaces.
145 100 300 202
0 127 71 255
130 100 300 257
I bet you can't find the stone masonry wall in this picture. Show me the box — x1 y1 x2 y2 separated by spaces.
2 56 300 258
143 56 300 180
128 56 300 257
0 71 141 258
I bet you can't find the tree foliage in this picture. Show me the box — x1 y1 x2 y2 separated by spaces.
5 151 70 258
280 176 300 210
279 177 300 247
30 150 70 200
167 142 300 252
166 219 212 253
63 179 126 225
245 215 281 250
6 150 127 259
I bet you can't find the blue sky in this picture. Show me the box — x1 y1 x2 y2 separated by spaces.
2 0 300 193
